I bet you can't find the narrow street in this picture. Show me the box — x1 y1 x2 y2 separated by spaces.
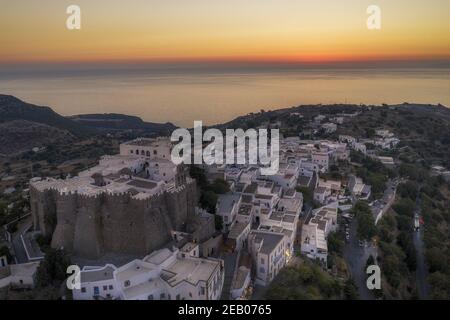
10 217 33 264
413 195 430 299
343 219 376 300
220 251 238 300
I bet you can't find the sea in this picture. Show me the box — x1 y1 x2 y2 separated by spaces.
1 63 449 127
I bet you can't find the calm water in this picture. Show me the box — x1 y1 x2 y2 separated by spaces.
0 66 449 127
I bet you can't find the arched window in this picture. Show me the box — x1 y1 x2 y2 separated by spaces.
130 150 133 154
153 150 157 155
135 149 139 155
146 151 150 157
141 150 145 155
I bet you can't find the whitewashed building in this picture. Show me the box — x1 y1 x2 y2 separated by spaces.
73 265 120 300
248 230 290 286
312 151 329 171
0 261 40 289
74 248 224 300
348 175 371 200
301 205 338 263
216 193 242 232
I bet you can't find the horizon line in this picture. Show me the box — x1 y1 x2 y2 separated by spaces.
2 54 450 67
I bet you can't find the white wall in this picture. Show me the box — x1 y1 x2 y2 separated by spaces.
73 278 120 300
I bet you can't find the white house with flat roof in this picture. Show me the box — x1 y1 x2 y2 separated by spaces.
375 129 394 138
315 178 342 204
230 266 251 300
73 264 120 300
227 221 251 252
74 248 224 300
216 193 242 232
314 186 331 205
236 202 255 225
120 137 172 160
265 163 299 190
258 191 302 251
330 116 344 124
299 160 320 174
180 242 200 258
239 167 259 184
0 261 40 290
247 230 290 286
301 223 328 262
377 156 395 167
352 142 367 155
314 115 326 123
312 151 329 171
301 204 338 263
339 135 368 155
348 175 371 200
321 122 337 134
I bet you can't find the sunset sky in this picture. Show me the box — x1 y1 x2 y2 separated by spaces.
1 0 450 64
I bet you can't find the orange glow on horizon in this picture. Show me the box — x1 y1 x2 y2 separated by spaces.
1 0 449 65
3 53 449 66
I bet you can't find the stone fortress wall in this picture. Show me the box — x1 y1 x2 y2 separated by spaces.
29 137 215 260
30 178 203 259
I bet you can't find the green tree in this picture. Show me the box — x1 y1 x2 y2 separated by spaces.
393 198 415 218
426 247 448 273
344 278 359 300
397 181 419 200
382 255 402 288
35 249 71 288
296 186 313 206
429 272 450 299
200 190 218 214
210 179 230 194
327 232 344 255
352 201 376 241
399 164 419 180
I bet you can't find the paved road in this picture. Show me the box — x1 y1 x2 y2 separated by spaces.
343 219 377 300
250 284 269 300
220 251 238 300
413 195 430 299
11 218 32 264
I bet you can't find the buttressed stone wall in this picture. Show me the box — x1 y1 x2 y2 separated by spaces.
30 180 199 259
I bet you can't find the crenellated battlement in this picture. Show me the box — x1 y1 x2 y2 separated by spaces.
30 177 199 260
29 144 205 260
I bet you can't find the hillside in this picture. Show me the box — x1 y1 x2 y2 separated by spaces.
0 95 95 136
0 120 75 155
0 95 178 154
216 102 450 166
69 113 176 135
